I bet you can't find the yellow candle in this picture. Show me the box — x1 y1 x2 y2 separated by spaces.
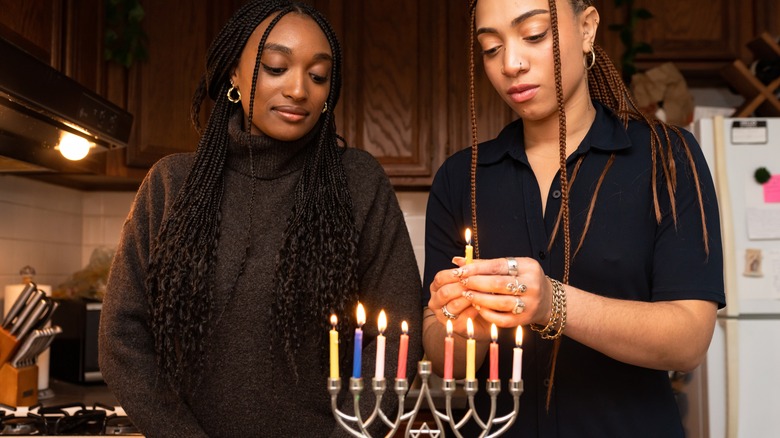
464 228 474 264
329 314 339 379
466 317 476 380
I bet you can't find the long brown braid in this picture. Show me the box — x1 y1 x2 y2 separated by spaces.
467 0 711 411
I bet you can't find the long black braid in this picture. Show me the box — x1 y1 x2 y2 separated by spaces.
147 0 359 391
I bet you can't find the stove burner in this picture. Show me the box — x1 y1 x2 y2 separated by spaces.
1 417 41 435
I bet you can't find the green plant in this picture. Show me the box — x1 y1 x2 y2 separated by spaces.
104 0 149 68
608 0 653 82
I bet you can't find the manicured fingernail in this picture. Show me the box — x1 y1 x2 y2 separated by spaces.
473 304 481 311
462 291 474 300
460 277 469 286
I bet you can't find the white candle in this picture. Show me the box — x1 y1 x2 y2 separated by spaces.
375 310 387 380
512 326 523 382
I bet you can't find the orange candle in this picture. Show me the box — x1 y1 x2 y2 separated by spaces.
464 228 474 264
396 321 409 379
443 320 454 380
466 318 475 380
489 323 499 381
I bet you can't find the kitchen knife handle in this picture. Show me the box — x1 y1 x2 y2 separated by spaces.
10 297 46 338
1 282 36 329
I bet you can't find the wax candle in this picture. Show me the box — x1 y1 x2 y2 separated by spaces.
466 318 476 380
464 228 474 264
489 323 499 381
329 314 339 379
397 321 409 379
375 310 387 380
443 320 454 380
353 303 366 379
512 326 523 382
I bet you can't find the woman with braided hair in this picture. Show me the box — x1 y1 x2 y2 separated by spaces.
422 0 724 436
99 1 422 436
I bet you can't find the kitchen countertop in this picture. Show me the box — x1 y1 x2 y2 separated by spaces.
40 379 119 407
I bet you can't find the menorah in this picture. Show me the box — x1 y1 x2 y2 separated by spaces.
328 360 523 438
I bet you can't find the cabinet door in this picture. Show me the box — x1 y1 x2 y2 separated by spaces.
0 1 62 67
313 1 449 186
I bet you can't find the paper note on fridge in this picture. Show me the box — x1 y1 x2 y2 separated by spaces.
764 175 780 203
746 208 780 240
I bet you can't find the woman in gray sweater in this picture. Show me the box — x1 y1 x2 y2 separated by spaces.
98 1 422 436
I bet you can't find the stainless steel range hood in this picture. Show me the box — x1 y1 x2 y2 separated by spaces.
0 36 133 173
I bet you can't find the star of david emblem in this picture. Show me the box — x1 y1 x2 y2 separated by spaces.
409 422 442 438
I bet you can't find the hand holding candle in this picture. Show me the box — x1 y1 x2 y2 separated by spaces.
353 303 366 379
466 318 476 381
464 228 474 264
489 323 499 381
375 310 387 381
512 326 523 382
396 321 409 379
443 320 454 380
329 315 339 379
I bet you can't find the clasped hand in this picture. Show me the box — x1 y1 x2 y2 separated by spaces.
428 256 552 340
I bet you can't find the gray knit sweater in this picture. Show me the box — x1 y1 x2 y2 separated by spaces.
99 117 423 437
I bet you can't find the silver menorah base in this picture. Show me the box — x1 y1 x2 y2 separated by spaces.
328 360 523 437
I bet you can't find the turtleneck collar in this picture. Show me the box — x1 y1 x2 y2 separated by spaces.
226 110 321 179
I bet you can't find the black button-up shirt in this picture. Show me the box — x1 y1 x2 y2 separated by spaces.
423 101 725 437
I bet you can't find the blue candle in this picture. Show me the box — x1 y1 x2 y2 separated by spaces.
353 302 366 378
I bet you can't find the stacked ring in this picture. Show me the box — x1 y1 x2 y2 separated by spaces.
441 305 458 320
512 298 525 314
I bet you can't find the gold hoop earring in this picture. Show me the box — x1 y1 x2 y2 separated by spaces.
227 86 241 103
584 44 596 71
322 102 328 113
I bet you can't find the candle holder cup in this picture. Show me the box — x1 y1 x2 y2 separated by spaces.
329 360 523 437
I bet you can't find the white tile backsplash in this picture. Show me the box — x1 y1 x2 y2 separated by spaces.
0 176 430 295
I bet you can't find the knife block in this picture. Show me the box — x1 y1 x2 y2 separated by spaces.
0 362 38 406
0 328 17 364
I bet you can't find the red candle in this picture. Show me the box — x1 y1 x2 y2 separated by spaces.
396 321 409 379
489 323 499 381
443 320 454 380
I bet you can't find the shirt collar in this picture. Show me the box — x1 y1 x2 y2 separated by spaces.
477 100 633 165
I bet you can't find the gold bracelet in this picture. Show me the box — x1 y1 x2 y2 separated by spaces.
530 276 567 340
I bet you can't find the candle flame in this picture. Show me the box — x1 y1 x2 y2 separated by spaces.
356 302 366 327
330 314 338 328
516 326 523 347
402 320 409 334
378 310 387 334
491 323 498 342
467 317 474 339
446 319 453 336
465 228 472 245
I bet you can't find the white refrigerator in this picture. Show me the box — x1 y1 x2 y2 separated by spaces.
692 116 780 438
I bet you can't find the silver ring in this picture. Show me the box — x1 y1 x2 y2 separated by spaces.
441 305 458 320
511 298 525 315
516 283 527 295
506 278 521 294
507 257 518 276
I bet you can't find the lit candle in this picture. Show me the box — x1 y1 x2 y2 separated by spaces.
396 321 409 379
330 314 339 379
489 323 499 381
353 302 366 379
512 326 523 382
464 228 474 264
375 310 387 381
443 320 454 380
466 318 476 380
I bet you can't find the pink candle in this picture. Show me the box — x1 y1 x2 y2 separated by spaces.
443 320 454 380
489 323 499 381
396 321 409 379
375 310 387 380
512 326 523 382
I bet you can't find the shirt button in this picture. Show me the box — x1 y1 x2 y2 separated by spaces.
543 378 550 387
539 251 546 260
552 190 561 199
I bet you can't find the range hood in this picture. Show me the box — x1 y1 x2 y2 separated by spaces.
0 36 133 174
